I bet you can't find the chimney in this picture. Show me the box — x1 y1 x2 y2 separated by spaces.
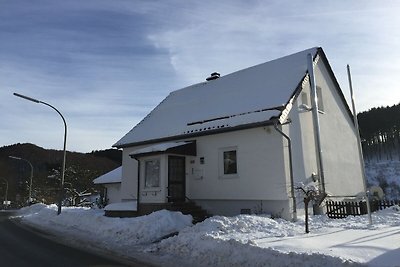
206 72 220 81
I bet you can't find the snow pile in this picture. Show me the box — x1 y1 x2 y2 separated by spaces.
150 215 360 267
150 208 400 267
14 204 400 267
365 160 400 199
17 204 192 246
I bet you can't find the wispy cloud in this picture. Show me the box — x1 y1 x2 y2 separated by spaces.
148 0 400 108
1 0 399 152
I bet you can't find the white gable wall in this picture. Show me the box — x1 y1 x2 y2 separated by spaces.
314 59 364 197
288 59 364 201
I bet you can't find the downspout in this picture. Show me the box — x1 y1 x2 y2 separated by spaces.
273 120 297 221
307 53 326 195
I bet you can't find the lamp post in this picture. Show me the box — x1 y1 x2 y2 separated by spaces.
9 156 33 204
13 92 67 215
1 178 9 207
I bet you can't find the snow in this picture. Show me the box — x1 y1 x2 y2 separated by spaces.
15 204 192 248
365 160 400 199
104 200 137 211
114 47 318 147
93 166 122 184
14 203 400 267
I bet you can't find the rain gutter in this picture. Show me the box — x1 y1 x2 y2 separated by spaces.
273 119 297 221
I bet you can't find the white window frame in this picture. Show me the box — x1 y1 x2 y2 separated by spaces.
144 157 161 188
219 146 239 179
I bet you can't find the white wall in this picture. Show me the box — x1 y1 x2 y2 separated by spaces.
288 58 364 199
120 146 140 201
314 60 364 197
105 183 121 204
186 127 290 201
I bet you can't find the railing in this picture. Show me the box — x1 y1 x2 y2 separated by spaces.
326 199 400 219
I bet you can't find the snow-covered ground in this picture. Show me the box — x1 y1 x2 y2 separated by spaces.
14 204 400 267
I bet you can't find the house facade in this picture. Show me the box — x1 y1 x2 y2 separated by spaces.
113 47 364 221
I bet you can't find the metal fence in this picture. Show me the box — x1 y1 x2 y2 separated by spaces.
326 200 400 219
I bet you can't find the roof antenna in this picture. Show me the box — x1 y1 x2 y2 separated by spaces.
206 72 220 81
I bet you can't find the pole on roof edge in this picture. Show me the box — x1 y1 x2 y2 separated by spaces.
347 64 372 225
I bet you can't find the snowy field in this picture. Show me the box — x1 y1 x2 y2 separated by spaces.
365 160 400 199
13 204 400 267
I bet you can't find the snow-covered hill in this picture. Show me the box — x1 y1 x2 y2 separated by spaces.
365 160 400 199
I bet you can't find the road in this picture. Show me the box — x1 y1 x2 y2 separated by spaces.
0 210 151 267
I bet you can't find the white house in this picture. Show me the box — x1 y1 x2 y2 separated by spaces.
93 166 122 205
112 47 365 221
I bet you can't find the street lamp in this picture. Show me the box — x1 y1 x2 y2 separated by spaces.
9 156 34 204
0 178 9 208
13 92 67 215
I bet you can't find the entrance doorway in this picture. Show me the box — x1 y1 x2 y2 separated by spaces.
168 156 186 202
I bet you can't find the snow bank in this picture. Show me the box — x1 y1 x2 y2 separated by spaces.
14 204 400 267
150 215 362 267
149 208 400 267
16 204 192 246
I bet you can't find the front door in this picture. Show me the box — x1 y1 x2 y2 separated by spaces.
168 156 186 202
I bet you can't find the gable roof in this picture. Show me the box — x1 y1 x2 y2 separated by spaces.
114 47 321 148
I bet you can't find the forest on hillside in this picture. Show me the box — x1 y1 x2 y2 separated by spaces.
0 143 121 207
358 103 400 162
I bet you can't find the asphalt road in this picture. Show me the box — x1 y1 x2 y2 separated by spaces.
0 210 151 267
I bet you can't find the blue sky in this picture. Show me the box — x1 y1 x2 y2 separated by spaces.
1 0 399 152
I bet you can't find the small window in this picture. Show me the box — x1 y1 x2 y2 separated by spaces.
223 150 237 175
144 158 160 188
316 86 324 112
301 92 308 106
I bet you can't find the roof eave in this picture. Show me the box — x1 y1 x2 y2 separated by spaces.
113 119 277 148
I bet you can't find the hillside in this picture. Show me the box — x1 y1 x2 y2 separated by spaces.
358 103 400 162
358 103 400 200
0 143 121 206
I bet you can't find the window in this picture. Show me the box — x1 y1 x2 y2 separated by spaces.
219 147 238 178
301 92 308 106
223 150 237 174
144 158 160 188
316 86 324 112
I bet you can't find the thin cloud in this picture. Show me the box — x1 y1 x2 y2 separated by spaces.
1 0 399 152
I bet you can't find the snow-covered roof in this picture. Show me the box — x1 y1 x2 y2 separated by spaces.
93 166 122 184
115 47 319 147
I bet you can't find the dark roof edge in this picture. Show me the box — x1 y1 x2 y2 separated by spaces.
277 47 320 123
284 47 354 124
113 119 276 148
316 47 355 123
